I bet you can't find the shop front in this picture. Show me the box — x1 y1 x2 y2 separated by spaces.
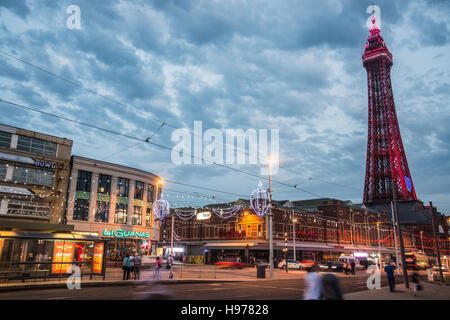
101 228 156 261
0 230 106 279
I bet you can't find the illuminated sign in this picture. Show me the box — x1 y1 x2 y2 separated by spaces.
34 159 56 169
196 211 211 221
103 229 149 239
52 241 75 274
92 243 104 274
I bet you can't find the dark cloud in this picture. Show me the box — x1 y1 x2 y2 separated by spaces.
0 0 448 212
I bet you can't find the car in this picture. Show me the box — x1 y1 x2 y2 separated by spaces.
215 258 251 269
254 259 270 268
277 259 302 269
318 261 344 272
432 264 449 272
298 260 316 270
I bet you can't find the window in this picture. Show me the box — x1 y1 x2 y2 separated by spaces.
97 174 111 194
115 203 127 224
117 178 129 197
76 170 91 192
12 166 53 187
134 181 144 200
133 206 142 225
95 201 109 223
145 206 153 227
0 163 7 180
73 198 90 221
16 135 57 157
0 131 12 148
7 199 50 218
147 184 154 202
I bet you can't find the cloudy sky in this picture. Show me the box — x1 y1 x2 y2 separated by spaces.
0 0 449 212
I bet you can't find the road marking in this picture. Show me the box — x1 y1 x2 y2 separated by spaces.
46 297 69 300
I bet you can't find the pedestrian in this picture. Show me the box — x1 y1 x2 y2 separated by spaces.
411 272 422 296
320 273 343 300
168 254 174 279
384 261 396 292
122 254 131 280
350 260 356 275
133 253 142 280
153 256 162 279
303 263 322 300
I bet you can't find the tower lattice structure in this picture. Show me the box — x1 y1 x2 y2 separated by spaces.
362 17 417 205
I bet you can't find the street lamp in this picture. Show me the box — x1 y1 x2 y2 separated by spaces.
292 218 297 261
268 156 274 278
153 179 163 245
376 221 382 270
420 231 424 252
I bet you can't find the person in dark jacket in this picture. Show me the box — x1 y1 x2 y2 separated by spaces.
350 260 356 275
384 261 396 292
320 273 343 300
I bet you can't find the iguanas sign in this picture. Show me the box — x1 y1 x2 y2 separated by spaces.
103 228 149 239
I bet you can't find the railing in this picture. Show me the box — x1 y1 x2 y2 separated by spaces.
0 261 103 284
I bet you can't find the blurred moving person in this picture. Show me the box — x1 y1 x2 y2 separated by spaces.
320 273 343 300
350 260 356 275
411 272 422 296
133 253 142 280
303 263 322 300
384 261 396 292
168 254 174 279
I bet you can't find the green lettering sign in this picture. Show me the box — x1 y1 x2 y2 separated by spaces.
103 228 149 239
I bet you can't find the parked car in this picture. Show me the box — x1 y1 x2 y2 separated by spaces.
254 259 270 268
277 259 302 269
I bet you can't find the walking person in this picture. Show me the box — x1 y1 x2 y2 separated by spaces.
384 261 396 292
153 256 162 279
133 253 142 280
122 254 131 280
411 272 422 296
320 273 343 300
303 263 322 300
350 260 356 275
167 254 174 279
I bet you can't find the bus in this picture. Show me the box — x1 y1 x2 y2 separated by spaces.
405 251 429 270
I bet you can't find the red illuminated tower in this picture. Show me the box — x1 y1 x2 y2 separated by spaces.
362 17 417 205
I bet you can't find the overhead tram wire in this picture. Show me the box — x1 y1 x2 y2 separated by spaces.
0 98 324 198
0 50 269 171
279 165 361 192
102 122 166 160
0 98 251 199
0 50 357 197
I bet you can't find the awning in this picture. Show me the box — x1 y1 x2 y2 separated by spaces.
0 231 102 241
203 242 255 248
0 186 34 196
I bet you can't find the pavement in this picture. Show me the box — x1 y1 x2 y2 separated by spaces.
344 281 450 300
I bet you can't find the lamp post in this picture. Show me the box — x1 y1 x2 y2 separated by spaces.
153 179 163 255
268 157 274 278
292 218 297 262
420 231 424 252
376 221 382 270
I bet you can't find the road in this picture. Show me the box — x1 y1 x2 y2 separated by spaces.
0 270 415 300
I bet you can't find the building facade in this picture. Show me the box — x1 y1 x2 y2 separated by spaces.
66 156 161 261
0 123 73 226
159 198 412 265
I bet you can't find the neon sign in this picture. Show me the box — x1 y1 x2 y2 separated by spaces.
103 229 149 239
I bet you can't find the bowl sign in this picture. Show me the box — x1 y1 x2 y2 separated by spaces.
34 159 56 169
196 211 211 221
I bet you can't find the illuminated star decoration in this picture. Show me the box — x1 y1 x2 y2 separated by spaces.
250 181 269 217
